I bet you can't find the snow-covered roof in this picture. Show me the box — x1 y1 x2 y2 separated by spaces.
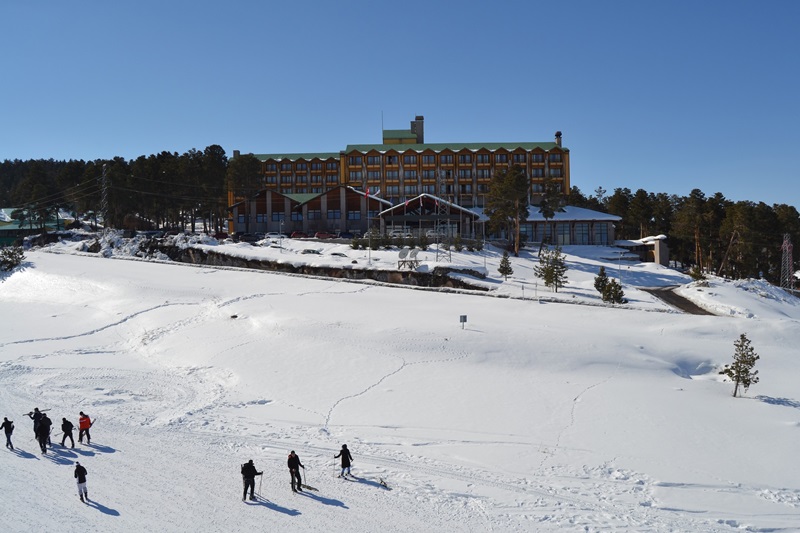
469 205 621 223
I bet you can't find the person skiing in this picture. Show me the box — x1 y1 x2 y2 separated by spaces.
27 408 42 437
240 459 263 501
287 450 304 492
61 418 75 448
37 413 52 454
1 417 13 450
78 412 92 444
74 461 88 502
335 444 354 477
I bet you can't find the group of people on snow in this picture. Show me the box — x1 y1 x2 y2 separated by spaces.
241 444 354 501
11 408 93 454
3 408 94 502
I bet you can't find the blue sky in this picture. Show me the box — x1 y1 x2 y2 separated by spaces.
2 1 798 206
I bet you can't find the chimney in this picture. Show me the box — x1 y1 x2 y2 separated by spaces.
233 150 241 158
411 115 425 143
554 131 562 147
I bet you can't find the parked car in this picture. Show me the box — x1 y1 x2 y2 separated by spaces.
237 233 261 243
314 231 336 239
266 232 287 240
290 231 308 239
337 231 355 239
425 230 447 239
301 248 321 254
389 229 413 238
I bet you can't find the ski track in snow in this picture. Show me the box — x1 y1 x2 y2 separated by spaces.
2 251 798 531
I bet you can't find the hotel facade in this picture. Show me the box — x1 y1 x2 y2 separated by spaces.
230 117 618 245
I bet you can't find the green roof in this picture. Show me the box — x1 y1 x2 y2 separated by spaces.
282 193 320 203
344 142 567 153
252 152 340 162
382 129 416 140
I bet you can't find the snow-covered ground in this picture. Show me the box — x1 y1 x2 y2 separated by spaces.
1 235 799 532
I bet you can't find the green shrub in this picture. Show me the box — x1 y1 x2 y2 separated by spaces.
0 246 25 271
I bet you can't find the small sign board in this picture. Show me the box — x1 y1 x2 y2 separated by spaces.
460 315 467 329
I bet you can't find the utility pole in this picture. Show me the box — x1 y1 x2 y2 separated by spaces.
780 233 793 291
100 164 109 232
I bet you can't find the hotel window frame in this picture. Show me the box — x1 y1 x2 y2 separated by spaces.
349 156 362 166
403 154 417 165
476 154 490 164
458 154 472 164
495 153 508 163
440 154 453 164
422 154 435 164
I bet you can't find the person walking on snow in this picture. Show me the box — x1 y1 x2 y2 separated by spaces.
241 460 262 501
37 413 52 454
27 408 42 437
78 412 92 444
335 444 354 477
74 462 88 502
287 450 304 492
61 418 75 448
1 417 13 450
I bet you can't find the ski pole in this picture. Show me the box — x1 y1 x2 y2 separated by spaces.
258 473 262 497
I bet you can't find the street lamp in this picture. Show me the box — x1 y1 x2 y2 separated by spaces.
279 219 284 253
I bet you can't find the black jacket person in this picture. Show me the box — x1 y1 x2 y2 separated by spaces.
241 460 262 501
37 414 52 454
335 444 354 477
61 418 75 448
287 451 304 492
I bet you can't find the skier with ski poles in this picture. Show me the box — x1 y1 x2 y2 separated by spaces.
287 450 305 493
1 417 13 450
78 412 92 444
240 460 262 501
61 417 75 448
335 444 353 478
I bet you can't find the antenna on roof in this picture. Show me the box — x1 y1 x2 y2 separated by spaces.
381 111 384 132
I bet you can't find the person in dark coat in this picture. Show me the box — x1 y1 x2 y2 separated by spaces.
1 417 13 450
74 462 88 502
241 459 262 501
335 444 354 477
37 414 52 454
61 418 75 448
287 451 304 492
27 408 42 437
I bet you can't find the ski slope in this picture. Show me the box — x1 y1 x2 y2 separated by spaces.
1 238 799 532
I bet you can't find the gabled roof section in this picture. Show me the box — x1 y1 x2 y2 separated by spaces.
345 142 566 153
378 194 481 218
252 152 340 162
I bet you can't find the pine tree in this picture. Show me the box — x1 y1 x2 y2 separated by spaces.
594 266 609 295
602 278 626 304
533 246 569 292
498 251 513 280
719 333 760 397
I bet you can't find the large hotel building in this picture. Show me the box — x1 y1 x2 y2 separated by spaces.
239 116 569 208
229 117 621 246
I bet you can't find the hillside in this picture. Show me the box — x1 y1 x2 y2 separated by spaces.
0 237 798 532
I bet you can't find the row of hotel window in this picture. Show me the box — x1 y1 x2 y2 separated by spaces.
243 210 381 223
263 153 563 171
351 153 562 165
349 169 563 180
264 168 563 184
260 181 560 195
